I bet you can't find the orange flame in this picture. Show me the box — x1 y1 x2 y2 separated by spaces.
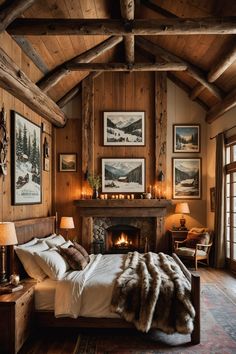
116 232 129 246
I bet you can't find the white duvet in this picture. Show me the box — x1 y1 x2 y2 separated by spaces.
55 253 126 318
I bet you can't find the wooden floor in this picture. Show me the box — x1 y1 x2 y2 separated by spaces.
19 267 236 354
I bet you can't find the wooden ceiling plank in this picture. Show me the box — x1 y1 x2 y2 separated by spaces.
0 0 36 33
38 35 123 92
167 73 208 111
7 17 236 35
12 35 49 74
140 0 178 18
120 0 135 63
206 87 236 123
208 43 236 82
0 46 66 127
136 36 224 100
66 62 187 71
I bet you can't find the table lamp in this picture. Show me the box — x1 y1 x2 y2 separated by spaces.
60 216 75 239
175 202 190 230
0 222 18 283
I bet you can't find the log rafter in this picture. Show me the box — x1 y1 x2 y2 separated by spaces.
65 62 187 71
7 17 236 36
37 36 123 92
206 88 236 123
208 43 236 82
0 0 36 33
136 36 224 101
120 0 135 63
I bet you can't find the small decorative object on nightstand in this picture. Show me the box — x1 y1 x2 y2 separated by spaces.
0 281 35 354
175 202 190 230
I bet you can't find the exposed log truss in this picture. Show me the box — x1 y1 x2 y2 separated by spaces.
120 0 135 63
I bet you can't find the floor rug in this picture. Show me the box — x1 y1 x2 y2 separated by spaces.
73 284 236 354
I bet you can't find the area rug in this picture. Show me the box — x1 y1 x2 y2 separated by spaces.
73 284 236 354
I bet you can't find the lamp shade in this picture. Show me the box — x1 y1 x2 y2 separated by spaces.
60 217 75 229
175 202 190 215
0 222 18 245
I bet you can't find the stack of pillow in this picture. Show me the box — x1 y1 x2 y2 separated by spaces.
15 234 90 281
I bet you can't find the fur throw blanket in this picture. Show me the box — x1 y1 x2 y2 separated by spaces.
110 252 195 334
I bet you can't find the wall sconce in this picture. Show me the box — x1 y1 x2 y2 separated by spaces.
0 222 18 283
60 217 75 239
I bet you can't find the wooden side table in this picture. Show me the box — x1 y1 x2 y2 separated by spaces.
169 229 188 254
0 281 35 354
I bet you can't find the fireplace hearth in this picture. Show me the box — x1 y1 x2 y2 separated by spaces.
106 224 141 253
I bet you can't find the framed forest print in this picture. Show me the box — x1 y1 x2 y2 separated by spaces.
103 112 145 146
11 111 42 205
172 158 201 199
173 124 200 153
102 158 145 193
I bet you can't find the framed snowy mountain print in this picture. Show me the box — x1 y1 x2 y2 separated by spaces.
11 111 42 205
173 124 200 153
103 112 145 146
102 158 145 193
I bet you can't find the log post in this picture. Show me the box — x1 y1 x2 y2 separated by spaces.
120 0 135 63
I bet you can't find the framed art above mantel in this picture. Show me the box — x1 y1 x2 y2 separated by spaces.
103 111 145 146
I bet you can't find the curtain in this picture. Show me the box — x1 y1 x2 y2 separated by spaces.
214 133 226 268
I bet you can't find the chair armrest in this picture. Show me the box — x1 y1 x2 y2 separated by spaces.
174 240 186 250
196 242 213 249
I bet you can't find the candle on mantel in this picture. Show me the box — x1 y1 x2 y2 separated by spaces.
104 194 108 199
131 194 134 200
81 191 85 200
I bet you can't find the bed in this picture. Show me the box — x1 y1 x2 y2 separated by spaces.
11 216 200 345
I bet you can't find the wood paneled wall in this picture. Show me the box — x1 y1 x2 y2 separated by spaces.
0 32 52 222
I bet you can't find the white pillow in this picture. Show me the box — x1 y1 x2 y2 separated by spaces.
60 240 73 249
15 241 49 281
16 238 38 248
34 249 70 280
45 235 66 248
37 233 58 241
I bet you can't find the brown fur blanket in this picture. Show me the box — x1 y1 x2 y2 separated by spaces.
110 252 195 334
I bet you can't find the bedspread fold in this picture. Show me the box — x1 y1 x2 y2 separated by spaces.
110 252 195 334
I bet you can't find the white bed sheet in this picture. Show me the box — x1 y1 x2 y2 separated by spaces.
34 278 56 310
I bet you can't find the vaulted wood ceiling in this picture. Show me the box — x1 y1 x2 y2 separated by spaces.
1 0 236 125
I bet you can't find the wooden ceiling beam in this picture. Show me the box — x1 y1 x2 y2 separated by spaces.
206 88 236 123
7 17 236 36
189 83 205 100
65 62 187 71
0 47 66 127
37 35 122 92
0 0 36 33
208 44 236 82
136 37 224 100
120 0 135 63
57 72 101 108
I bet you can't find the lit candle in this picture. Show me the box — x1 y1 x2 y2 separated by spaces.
116 195 119 199
100 194 104 199
127 195 130 199
131 194 134 199
112 195 115 199
81 191 85 200
104 194 108 199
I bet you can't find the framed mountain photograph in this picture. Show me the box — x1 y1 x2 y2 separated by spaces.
173 124 200 152
59 153 77 172
103 112 145 146
102 158 145 193
11 111 42 205
172 158 201 199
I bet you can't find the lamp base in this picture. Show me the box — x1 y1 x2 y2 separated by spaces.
179 217 186 230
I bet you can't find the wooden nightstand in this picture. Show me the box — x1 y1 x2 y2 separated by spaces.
169 229 189 254
0 281 35 354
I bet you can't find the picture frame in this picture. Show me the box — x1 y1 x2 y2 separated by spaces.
172 158 201 199
103 111 145 146
102 158 145 193
173 124 200 153
59 153 77 172
210 187 216 212
11 111 42 205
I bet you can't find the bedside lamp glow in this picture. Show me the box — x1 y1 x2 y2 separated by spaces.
60 217 75 239
175 203 190 230
0 222 18 283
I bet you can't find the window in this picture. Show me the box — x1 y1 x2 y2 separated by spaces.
225 136 236 272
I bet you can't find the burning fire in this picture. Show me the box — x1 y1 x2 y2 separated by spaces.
115 232 132 247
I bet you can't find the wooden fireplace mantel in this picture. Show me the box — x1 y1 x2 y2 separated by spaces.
74 199 172 217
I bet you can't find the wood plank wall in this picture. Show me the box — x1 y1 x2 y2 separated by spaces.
0 32 52 222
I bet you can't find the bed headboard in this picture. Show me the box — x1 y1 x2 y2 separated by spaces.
8 216 56 277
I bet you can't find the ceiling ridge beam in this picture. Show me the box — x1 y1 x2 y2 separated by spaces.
65 62 187 71
136 36 224 100
0 46 66 127
0 0 36 33
120 0 135 63
37 36 123 92
7 17 236 36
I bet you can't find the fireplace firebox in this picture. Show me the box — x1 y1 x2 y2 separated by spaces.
106 225 141 253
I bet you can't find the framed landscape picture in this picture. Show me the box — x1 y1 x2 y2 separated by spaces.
102 158 145 193
11 111 42 205
172 158 201 199
103 111 145 146
59 153 77 172
173 124 200 152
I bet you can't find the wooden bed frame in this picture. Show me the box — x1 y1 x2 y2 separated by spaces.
12 216 200 345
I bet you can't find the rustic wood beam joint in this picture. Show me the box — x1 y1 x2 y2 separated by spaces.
65 62 187 71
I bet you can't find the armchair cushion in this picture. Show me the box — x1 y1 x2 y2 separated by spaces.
185 229 210 250
176 247 207 257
